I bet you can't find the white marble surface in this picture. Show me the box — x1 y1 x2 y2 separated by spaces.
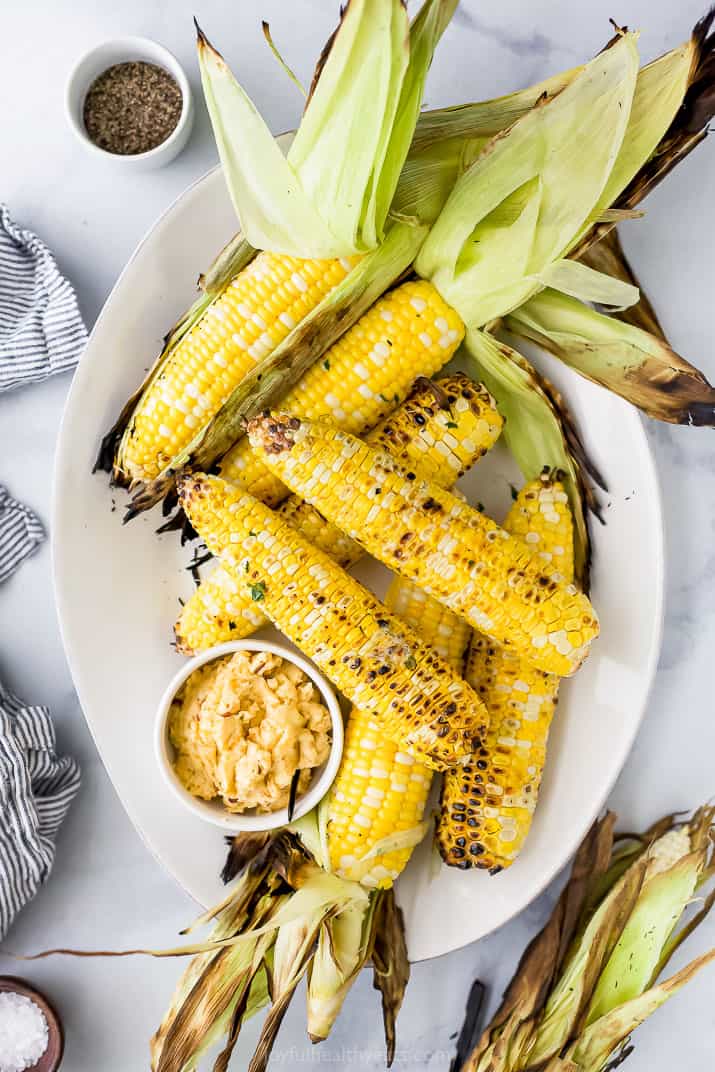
0 1 714 1068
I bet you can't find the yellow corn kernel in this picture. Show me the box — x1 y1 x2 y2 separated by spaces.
179 474 487 772
217 279 466 504
116 252 357 483
328 573 471 888
438 471 574 871
248 418 598 676
175 374 502 654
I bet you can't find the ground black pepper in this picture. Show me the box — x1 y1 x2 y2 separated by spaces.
83 61 183 155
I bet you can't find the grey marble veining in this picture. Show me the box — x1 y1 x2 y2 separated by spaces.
1 1 714 1068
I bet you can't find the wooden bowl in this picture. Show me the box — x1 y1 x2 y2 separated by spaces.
0 977 63 1071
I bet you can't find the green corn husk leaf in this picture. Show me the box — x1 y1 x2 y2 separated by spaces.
198 0 457 258
567 948 715 1072
415 34 639 326
126 217 428 515
307 898 376 1042
506 287 715 425
573 9 715 259
586 808 715 1024
567 36 696 254
261 21 307 98
410 65 580 154
464 329 602 590
533 262 639 310
371 888 411 1068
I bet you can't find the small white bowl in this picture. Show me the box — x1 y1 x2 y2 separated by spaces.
66 36 194 169
155 640 344 832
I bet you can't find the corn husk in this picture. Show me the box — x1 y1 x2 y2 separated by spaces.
100 17 715 503
458 807 715 1072
415 34 639 326
307 898 377 1042
371 887 411 1067
124 217 427 514
198 0 456 258
506 286 715 425
578 228 667 340
573 8 715 258
465 328 601 590
568 36 696 253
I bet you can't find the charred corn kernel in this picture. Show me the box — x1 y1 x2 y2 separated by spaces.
175 375 502 654
217 280 466 505
178 474 487 771
328 574 471 888
248 418 598 676
115 252 358 484
438 471 574 871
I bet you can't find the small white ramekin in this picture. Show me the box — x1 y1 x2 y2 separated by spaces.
65 36 194 169
155 640 344 832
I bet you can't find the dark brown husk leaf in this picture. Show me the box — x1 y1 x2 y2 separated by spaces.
371 889 411 1067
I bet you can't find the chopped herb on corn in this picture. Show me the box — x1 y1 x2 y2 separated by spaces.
175 374 501 654
247 417 598 676
178 474 488 771
217 280 466 505
115 252 358 484
438 470 575 871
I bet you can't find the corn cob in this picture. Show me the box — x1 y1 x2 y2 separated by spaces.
438 470 574 871
217 280 466 505
328 575 471 888
115 252 359 484
175 374 502 654
247 417 599 676
178 474 488 771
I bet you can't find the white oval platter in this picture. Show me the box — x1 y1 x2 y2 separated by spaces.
52 165 664 962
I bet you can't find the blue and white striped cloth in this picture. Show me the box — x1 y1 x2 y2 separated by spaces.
0 678 81 938
0 204 84 936
0 203 87 393
0 484 44 583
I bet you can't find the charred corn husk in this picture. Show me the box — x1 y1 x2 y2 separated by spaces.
462 807 715 1072
248 417 598 676
218 280 465 504
115 253 358 485
178 474 487 770
438 471 574 871
175 374 502 654
328 574 471 888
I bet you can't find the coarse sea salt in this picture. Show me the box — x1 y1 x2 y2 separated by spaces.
0 992 49 1072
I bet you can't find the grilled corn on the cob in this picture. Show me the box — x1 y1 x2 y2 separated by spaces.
175 375 502 654
438 470 574 871
115 252 359 484
217 280 466 505
247 416 598 676
328 575 471 888
178 474 488 770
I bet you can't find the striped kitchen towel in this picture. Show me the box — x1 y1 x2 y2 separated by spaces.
0 205 83 935
0 203 87 393
0 484 44 583
0 678 81 938
0 491 80 937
